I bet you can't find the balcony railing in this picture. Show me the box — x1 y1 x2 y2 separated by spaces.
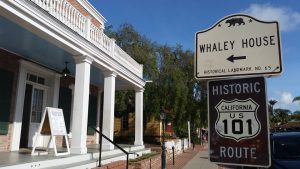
28 0 143 76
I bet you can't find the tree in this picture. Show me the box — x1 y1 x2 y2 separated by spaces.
290 111 300 121
107 24 159 123
268 99 277 116
107 24 207 137
293 96 300 104
274 108 291 124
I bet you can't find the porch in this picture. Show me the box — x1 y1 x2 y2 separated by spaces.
0 0 145 155
0 144 150 169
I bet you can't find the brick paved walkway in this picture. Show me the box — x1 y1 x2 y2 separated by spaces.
166 144 206 169
94 144 211 169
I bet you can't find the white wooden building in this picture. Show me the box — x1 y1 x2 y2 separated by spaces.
0 0 145 155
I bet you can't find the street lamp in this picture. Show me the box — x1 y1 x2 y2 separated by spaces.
160 108 166 169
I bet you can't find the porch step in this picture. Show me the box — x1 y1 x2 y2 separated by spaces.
0 147 151 169
44 148 151 169
44 160 98 169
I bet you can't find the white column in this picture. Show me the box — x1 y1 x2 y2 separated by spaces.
134 88 144 146
102 71 117 150
95 89 102 143
70 55 93 154
10 61 27 151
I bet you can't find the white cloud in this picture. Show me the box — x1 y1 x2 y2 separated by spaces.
243 4 300 32
272 91 299 112
280 92 293 104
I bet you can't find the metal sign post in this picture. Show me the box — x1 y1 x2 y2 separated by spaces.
208 76 270 167
195 14 282 79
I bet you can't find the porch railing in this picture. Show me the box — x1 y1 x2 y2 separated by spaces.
90 127 136 169
28 0 143 76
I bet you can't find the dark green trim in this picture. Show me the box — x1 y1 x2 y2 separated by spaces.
87 94 98 135
58 87 72 133
0 69 13 135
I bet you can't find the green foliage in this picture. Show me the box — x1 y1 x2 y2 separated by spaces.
108 24 208 136
291 112 300 121
273 108 291 124
293 96 300 104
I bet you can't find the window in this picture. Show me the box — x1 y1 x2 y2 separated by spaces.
27 73 45 85
31 88 44 123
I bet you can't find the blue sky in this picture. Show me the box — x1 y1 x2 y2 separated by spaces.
90 0 300 112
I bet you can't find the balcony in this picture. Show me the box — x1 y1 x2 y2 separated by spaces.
21 0 143 77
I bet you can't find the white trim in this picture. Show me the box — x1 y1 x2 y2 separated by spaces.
22 60 57 78
74 54 94 64
68 84 75 137
52 73 61 108
0 0 145 89
10 61 27 151
10 60 59 151
27 84 48 147
95 89 103 143
77 0 107 26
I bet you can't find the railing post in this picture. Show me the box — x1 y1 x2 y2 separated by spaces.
98 134 102 167
111 38 116 58
92 127 132 169
126 154 129 169
172 146 175 165
182 139 184 153
161 118 166 169
85 16 91 41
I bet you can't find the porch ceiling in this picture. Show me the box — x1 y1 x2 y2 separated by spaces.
0 16 130 90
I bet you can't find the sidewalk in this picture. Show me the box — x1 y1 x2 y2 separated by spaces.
166 144 218 169
182 150 218 169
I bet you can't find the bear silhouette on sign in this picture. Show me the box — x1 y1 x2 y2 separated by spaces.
225 18 245 27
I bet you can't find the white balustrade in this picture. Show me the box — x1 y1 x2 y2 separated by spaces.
30 0 86 37
29 0 143 77
115 45 143 76
90 24 112 54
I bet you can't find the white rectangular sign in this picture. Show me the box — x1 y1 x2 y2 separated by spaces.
48 108 67 136
195 14 282 79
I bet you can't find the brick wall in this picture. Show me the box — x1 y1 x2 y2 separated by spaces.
67 0 103 28
94 160 134 169
0 49 20 152
129 154 161 169
87 134 97 145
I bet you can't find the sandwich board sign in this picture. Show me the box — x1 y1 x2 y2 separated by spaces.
31 107 70 156
208 76 270 167
195 14 282 79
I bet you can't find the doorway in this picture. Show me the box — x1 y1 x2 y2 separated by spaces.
20 74 47 148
